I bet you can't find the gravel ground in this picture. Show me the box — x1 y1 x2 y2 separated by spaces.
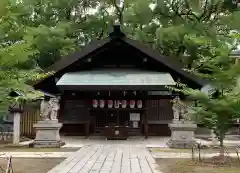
0 158 64 173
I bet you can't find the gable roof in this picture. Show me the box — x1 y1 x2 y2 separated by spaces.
33 25 206 91
46 37 112 72
122 37 205 86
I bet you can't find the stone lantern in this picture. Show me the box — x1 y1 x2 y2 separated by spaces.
8 91 24 145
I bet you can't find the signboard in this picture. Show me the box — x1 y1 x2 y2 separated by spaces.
130 113 140 121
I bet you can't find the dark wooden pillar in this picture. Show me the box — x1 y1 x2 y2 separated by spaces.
86 100 90 138
58 94 65 122
144 109 148 139
144 95 148 139
117 110 119 126
91 116 96 135
85 121 90 139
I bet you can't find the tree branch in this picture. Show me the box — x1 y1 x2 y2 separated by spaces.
171 0 195 22
199 0 208 20
111 0 124 24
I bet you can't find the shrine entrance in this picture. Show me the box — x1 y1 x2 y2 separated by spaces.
89 91 147 139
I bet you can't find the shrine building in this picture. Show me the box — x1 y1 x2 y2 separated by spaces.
33 25 205 139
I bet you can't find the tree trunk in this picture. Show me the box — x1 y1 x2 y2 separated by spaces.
219 133 225 160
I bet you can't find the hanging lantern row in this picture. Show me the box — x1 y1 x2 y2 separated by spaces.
94 91 138 97
92 99 143 109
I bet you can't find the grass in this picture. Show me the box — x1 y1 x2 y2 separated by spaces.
156 158 240 173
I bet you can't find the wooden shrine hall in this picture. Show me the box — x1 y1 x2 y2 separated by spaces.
33 25 205 139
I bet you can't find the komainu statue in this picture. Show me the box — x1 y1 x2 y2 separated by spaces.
40 96 51 121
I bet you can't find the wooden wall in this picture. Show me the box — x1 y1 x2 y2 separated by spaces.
59 99 90 135
20 104 40 138
147 99 173 136
147 99 173 121
60 100 90 122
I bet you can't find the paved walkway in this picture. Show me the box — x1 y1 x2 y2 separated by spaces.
48 144 161 173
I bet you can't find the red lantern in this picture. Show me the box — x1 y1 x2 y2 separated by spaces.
108 100 113 108
129 100 135 108
99 100 105 108
122 100 127 108
137 100 143 108
92 99 98 108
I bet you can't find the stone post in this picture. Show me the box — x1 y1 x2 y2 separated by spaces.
13 112 21 144
9 105 23 145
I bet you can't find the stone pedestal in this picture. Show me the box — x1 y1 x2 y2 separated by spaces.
168 122 197 148
32 120 63 148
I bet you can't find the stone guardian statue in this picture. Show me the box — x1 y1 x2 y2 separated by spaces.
172 96 190 122
50 98 60 121
172 96 181 121
40 96 51 121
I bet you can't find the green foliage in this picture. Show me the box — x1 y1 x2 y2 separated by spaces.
172 61 240 146
0 0 50 114
29 23 77 68
148 0 240 147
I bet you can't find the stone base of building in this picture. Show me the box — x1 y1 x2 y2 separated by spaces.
167 122 197 149
32 120 63 148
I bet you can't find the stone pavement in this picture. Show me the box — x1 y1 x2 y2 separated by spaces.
48 144 161 173
61 136 169 148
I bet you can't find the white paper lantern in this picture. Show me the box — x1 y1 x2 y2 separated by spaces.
99 100 105 108
122 100 127 108
92 99 98 108
108 100 113 108
137 100 142 108
129 100 135 108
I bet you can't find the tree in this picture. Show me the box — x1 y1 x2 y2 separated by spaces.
18 0 114 68
169 32 240 157
151 0 240 157
0 0 51 114
175 65 240 158
0 0 113 112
